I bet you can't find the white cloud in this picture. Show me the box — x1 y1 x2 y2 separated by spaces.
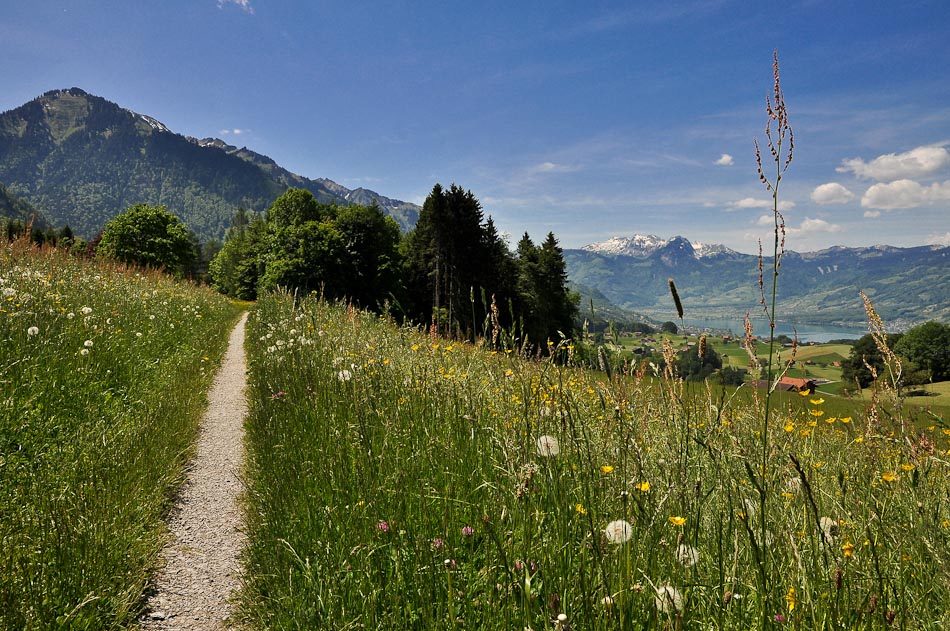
728 197 795 211
790 217 843 234
755 214 773 226
715 153 734 166
219 128 247 136
861 179 950 209
863 210 881 218
218 0 254 13
837 144 950 181
810 182 854 205
927 232 950 247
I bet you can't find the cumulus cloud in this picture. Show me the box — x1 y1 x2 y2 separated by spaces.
863 210 881 218
790 217 842 234
927 232 950 247
728 197 795 211
837 144 950 181
715 153 734 166
811 182 854 205
219 128 247 136
755 214 773 226
218 0 254 13
861 179 950 209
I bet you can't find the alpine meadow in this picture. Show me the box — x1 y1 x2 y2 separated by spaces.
2 2 950 630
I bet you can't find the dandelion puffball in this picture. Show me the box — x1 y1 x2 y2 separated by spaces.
604 519 632 544
676 544 699 567
83 340 93 348
27 326 39 336
536 434 560 457
654 584 684 614
819 516 839 541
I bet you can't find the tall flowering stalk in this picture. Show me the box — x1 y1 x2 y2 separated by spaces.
752 50 794 621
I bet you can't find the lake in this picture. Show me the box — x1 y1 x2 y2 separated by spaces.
679 317 865 343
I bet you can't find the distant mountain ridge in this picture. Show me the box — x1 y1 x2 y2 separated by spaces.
0 88 420 239
568 234 950 328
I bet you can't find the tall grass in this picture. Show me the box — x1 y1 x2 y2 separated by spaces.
0 242 240 629
241 293 950 629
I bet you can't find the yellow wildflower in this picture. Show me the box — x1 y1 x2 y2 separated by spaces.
600 465 614 475
575 503 587 515
786 586 796 611
669 516 686 527
784 422 795 433
842 542 855 558
825 416 837 424
810 398 825 405
809 409 824 417
798 390 810 397
840 416 852 423
881 471 898 483
637 481 651 492
900 463 915 472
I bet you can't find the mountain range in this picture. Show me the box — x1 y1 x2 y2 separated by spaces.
568 235 950 329
0 88 420 240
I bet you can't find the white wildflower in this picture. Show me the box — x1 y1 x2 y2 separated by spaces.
81 306 92 315
2 287 16 298
536 434 560 457
67 312 75 319
604 519 633 545
337 369 352 382
80 348 89 356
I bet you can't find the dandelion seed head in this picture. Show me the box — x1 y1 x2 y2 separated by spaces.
654 584 683 614
676 544 699 567
604 519 632 544
536 434 560 457
27 326 39 336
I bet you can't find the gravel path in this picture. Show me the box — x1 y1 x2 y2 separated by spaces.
142 313 249 630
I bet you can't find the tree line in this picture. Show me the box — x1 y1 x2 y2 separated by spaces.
210 183 578 349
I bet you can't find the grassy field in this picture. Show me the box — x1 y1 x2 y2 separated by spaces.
241 293 950 629
0 243 240 628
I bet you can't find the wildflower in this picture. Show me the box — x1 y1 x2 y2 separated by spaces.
80 348 89 356
27 326 39 336
676 544 699 567
825 416 837 424
431 537 445 550
798 390 810 397
784 422 795 433
575 503 587 515
376 520 390 533
83 340 93 348
601 595 614 608
809 398 824 405
67 312 75 319
840 416 852 424
842 541 855 558
809 409 824 417
600 465 614 475
900 463 915 472
81 306 92 315
636 481 651 493
604 519 632 544
654 584 683 614
337 369 352 382
774 613 787 623
785 477 802 494
536 435 560 457
461 525 474 537
785 586 796 611
669 516 686 527
443 558 457 570
881 471 898 483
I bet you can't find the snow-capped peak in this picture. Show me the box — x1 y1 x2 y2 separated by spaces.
583 235 737 259
582 234 667 257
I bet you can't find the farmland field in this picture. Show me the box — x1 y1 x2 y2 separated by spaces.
0 243 241 628
241 293 950 629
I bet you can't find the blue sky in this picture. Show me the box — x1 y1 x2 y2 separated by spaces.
2 0 949 252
